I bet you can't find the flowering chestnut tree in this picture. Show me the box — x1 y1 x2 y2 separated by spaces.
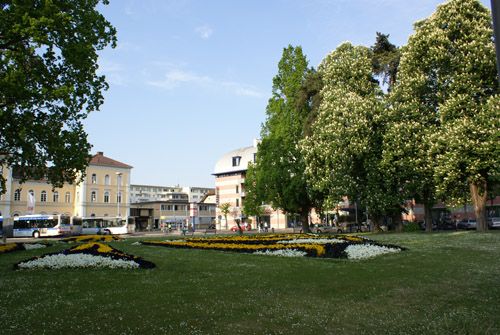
388 0 500 231
300 42 403 231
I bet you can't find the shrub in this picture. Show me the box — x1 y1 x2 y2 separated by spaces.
404 221 420 232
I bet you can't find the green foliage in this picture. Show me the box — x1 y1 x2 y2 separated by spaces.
300 42 404 228
0 0 117 193
371 32 400 90
388 0 499 231
403 221 421 232
247 45 320 230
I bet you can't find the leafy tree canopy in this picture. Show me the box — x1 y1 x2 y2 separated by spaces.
388 0 499 231
246 45 320 232
0 0 117 193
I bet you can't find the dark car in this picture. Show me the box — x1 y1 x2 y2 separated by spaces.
457 219 476 230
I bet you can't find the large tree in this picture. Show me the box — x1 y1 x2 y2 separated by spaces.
0 0 117 193
389 0 500 231
245 45 319 233
300 42 401 232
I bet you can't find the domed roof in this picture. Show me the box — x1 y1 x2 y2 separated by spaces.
213 140 260 176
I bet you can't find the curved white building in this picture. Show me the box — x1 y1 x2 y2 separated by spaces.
213 139 294 230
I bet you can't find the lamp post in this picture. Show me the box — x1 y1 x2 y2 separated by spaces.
116 172 123 217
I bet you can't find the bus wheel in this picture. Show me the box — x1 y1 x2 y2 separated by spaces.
33 231 40 239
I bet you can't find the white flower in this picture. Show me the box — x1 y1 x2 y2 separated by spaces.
17 254 140 270
345 244 401 260
23 243 49 250
277 238 346 244
254 249 307 258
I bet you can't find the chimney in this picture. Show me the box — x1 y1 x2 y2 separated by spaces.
97 152 104 156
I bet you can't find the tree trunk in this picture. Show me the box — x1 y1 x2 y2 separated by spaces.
470 181 488 232
370 214 381 233
424 202 433 233
301 207 310 234
392 211 403 232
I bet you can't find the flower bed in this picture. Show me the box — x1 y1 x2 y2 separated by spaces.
14 242 156 270
140 233 406 260
61 235 124 243
0 243 52 255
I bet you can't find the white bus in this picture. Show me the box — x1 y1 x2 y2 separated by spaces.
13 215 72 238
72 216 130 235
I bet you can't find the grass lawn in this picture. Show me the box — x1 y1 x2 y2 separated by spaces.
0 231 499 334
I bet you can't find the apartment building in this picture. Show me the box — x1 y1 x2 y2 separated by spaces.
213 139 301 230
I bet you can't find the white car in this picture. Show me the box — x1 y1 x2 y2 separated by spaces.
489 217 500 229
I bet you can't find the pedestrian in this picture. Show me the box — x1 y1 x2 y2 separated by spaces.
182 224 187 236
264 222 268 232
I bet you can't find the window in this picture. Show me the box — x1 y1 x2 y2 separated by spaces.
91 191 97 202
41 191 47 202
236 199 239 207
53 191 59 203
236 185 239 193
14 189 21 201
117 191 122 204
91 174 97 184
105 175 110 185
104 191 110 203
232 156 241 166
65 192 71 203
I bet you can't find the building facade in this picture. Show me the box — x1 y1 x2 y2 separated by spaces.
212 140 320 230
0 152 132 218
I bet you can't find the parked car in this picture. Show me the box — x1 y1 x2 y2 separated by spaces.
230 224 251 232
436 218 456 230
335 222 367 234
488 217 500 229
457 219 476 230
310 224 336 234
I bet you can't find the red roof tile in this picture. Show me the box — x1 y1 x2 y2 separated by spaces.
90 152 133 169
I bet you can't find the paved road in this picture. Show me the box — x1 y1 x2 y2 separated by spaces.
1 228 295 244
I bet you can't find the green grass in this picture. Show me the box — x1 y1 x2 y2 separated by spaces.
1 231 499 334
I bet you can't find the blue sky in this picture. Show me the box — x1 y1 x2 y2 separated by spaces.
88 0 491 188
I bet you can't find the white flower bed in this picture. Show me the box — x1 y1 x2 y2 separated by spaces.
23 243 50 250
277 238 346 244
254 249 308 258
16 253 140 270
345 244 401 260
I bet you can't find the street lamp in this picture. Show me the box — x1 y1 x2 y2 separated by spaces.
116 172 123 217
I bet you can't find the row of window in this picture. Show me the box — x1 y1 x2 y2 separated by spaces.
13 190 71 203
157 205 213 211
90 173 123 186
90 191 122 203
11 189 123 204
160 204 188 211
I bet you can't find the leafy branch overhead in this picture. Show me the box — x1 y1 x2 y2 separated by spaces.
0 0 117 193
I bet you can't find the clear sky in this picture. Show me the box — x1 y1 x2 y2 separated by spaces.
88 0 491 188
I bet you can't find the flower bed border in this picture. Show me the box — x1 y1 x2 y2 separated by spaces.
14 242 156 270
60 235 124 243
0 242 53 255
140 233 406 260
